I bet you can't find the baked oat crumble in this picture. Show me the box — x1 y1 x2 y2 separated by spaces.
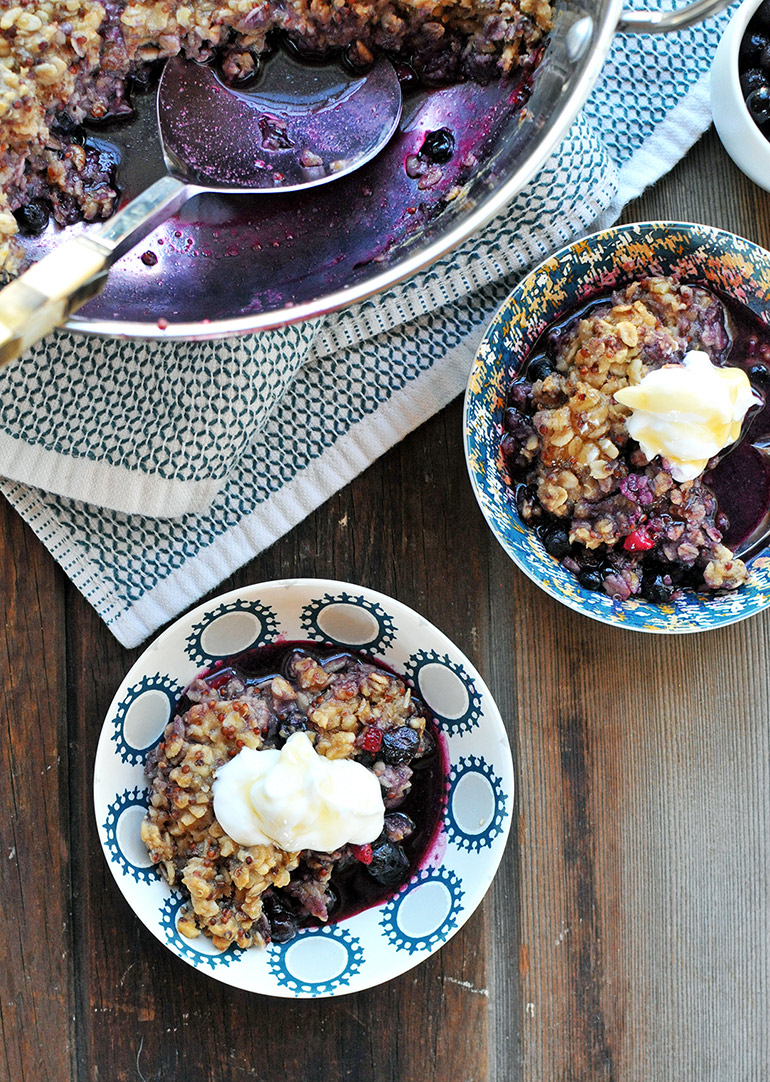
0 0 553 277
141 644 438 949
502 277 757 602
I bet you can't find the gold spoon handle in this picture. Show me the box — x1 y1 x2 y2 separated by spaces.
0 236 110 364
0 175 194 365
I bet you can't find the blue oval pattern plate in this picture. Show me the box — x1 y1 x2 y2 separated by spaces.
464 221 770 633
95 579 513 997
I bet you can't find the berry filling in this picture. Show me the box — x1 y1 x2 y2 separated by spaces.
141 642 446 949
501 276 770 603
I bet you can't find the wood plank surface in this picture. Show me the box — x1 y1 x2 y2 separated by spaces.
1 124 769 1082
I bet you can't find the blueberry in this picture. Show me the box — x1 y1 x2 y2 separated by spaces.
368 841 410 887
382 726 420 764
393 61 419 92
540 525 571 558
740 67 768 97
740 29 770 66
749 362 770 388
262 893 299 943
747 85 770 125
761 44 770 73
507 381 533 412
755 0 770 31
50 111 81 136
715 510 731 535
527 355 554 383
420 127 455 164
278 714 308 741
412 726 435 761
577 567 605 592
13 198 51 235
641 574 674 603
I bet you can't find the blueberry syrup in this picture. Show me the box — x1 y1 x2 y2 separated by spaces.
178 641 448 935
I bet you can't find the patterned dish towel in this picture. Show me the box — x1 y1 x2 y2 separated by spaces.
0 3 732 646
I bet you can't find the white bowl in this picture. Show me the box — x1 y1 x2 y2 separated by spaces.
712 0 770 192
94 579 513 997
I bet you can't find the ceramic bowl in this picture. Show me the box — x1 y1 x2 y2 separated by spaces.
463 220 770 633
712 0 770 193
94 579 512 997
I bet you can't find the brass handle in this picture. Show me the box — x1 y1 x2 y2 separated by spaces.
0 174 194 365
0 236 110 364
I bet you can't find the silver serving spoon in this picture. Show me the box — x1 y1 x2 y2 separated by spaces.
0 51 402 362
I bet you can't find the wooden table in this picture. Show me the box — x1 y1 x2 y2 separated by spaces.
3 127 769 1082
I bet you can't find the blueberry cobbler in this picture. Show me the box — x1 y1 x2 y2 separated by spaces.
0 0 553 279
501 276 770 603
140 643 445 949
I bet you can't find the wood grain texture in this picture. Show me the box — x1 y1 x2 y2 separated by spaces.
1 126 770 1082
0 510 73 1081
511 126 770 1082
58 405 495 1082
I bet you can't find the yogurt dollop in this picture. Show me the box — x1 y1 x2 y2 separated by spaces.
212 731 385 852
614 349 756 483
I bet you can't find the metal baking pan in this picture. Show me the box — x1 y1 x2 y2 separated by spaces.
19 0 728 340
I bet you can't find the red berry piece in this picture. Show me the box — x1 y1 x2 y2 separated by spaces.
361 726 383 753
351 843 373 865
623 527 655 552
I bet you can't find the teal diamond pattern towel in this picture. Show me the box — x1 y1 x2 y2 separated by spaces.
0 1 732 644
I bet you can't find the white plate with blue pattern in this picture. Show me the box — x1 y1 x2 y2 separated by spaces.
94 579 513 997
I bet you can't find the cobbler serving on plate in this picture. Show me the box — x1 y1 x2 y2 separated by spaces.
0 0 552 278
501 276 770 603
141 643 445 950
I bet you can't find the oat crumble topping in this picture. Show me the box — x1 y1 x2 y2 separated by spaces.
502 277 753 602
141 647 432 949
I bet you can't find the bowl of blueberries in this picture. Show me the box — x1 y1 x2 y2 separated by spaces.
464 220 770 633
712 0 770 191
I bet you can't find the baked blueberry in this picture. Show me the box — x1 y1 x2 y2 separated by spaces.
262 893 300 943
749 362 770 388
740 67 767 97
540 525 571 558
420 127 455 163
740 29 770 66
368 841 410 887
577 567 605 592
641 574 675 603
13 198 51 235
527 355 554 382
382 726 420 764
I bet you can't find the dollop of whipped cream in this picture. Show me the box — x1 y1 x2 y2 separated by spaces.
212 731 385 852
613 349 756 482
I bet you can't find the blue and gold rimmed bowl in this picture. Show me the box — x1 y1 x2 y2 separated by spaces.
463 221 770 633
94 579 512 997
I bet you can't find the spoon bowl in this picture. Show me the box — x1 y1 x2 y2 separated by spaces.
158 53 402 190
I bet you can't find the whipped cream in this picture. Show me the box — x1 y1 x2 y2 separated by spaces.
614 350 756 483
212 731 385 852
